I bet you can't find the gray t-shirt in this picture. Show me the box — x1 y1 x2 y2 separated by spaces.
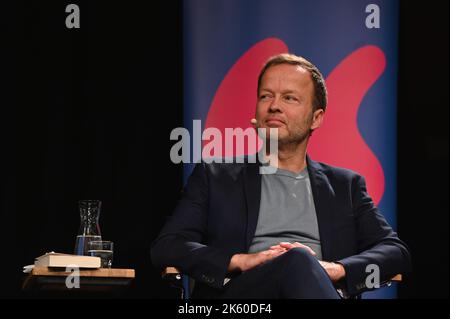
248 166 322 260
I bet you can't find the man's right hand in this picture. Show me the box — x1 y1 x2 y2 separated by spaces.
227 242 316 273
227 247 287 273
271 242 317 256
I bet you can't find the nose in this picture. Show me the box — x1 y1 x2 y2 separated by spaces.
268 96 282 113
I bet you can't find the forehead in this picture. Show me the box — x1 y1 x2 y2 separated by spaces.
261 64 313 91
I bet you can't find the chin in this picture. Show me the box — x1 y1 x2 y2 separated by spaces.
260 128 287 140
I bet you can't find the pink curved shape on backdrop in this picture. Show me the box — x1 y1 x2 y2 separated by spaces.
308 45 386 204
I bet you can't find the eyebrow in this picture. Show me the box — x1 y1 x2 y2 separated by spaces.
259 88 302 96
281 90 300 95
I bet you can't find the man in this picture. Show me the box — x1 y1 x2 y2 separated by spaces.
151 54 411 298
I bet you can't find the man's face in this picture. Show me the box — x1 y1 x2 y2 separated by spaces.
255 64 323 145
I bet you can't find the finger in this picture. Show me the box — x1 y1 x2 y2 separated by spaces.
279 242 313 255
269 245 286 251
271 250 286 258
268 247 287 255
278 242 315 256
267 248 287 259
300 244 316 256
279 242 295 249
266 247 287 257
292 242 316 256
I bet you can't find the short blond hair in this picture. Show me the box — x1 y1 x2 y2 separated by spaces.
257 53 328 112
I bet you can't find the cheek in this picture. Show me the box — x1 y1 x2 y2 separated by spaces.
286 110 310 128
284 110 298 124
255 103 266 116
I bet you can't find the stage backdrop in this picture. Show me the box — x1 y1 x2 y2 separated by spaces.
183 0 398 298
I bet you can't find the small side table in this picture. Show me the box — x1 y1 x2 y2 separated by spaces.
22 267 135 297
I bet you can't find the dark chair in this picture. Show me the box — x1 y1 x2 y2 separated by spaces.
162 266 402 299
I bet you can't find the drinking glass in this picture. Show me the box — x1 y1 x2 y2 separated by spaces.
87 240 113 268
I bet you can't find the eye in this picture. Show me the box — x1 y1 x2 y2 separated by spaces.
259 94 272 101
284 95 299 102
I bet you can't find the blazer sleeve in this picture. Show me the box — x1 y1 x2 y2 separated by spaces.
336 174 412 296
150 162 234 289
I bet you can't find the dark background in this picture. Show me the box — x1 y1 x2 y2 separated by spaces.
397 1 449 298
1 1 448 299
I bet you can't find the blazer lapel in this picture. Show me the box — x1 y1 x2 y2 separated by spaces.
307 155 334 261
243 161 262 251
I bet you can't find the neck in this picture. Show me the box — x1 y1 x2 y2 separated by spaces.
265 139 308 173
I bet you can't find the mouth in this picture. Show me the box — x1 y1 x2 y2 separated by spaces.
265 118 285 127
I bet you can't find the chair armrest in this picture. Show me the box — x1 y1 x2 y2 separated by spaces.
161 267 185 298
162 267 181 279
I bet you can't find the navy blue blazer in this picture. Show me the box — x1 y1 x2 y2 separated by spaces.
151 156 411 296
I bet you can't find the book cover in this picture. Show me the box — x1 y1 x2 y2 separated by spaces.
34 252 101 268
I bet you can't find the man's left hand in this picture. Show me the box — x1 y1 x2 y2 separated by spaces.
318 261 346 283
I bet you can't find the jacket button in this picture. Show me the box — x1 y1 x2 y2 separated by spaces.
201 275 213 283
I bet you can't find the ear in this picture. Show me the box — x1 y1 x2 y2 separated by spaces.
310 109 324 131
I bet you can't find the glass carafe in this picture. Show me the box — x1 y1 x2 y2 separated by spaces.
74 200 102 255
